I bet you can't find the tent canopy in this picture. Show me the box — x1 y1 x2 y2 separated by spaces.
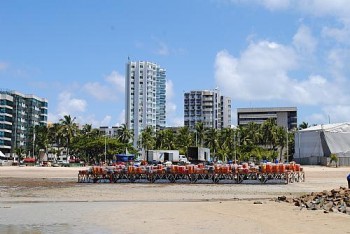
295 122 350 158
0 151 6 157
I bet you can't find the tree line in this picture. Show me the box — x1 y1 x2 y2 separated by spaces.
139 118 295 163
15 115 306 164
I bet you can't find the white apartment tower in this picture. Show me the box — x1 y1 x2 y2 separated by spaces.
125 61 166 147
184 89 231 130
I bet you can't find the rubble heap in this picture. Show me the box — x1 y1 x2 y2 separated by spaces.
278 187 350 215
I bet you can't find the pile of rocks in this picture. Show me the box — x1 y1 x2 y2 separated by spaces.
278 187 350 214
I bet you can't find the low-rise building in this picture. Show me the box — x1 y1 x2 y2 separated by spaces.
237 107 297 130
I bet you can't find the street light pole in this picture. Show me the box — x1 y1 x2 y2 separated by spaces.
104 134 107 164
234 131 236 164
286 128 289 163
33 126 35 160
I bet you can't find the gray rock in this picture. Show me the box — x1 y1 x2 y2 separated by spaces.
324 202 333 212
346 207 350 215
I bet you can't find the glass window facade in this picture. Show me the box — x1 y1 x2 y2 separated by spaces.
0 91 48 154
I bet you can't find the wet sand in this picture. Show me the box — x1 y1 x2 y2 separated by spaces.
1 166 350 234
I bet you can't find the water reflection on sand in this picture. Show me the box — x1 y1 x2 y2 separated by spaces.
0 202 114 234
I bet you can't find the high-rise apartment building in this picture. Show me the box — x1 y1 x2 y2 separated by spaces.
0 90 48 155
184 89 231 130
125 61 166 147
237 107 297 130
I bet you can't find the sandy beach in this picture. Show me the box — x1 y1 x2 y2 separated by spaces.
1 166 350 234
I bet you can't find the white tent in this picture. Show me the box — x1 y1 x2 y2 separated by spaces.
0 150 6 157
294 122 350 165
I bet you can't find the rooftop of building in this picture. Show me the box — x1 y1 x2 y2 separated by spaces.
0 90 48 102
237 107 297 113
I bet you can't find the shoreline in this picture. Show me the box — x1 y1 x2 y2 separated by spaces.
1 166 350 233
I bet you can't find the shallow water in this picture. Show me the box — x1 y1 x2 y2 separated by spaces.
0 223 107 234
0 202 117 234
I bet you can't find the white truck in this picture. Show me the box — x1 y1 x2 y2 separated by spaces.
187 147 210 163
146 150 188 164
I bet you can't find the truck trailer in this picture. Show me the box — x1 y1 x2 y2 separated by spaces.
187 147 210 164
146 150 187 164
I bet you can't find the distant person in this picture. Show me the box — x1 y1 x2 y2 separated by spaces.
347 174 350 189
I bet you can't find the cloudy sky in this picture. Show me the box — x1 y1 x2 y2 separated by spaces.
1 0 350 127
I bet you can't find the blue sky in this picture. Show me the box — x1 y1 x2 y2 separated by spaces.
1 0 350 127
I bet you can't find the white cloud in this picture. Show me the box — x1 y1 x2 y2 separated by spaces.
322 22 350 45
105 71 125 93
156 41 170 56
83 70 124 101
115 109 125 126
293 25 317 55
152 38 186 56
307 105 350 125
83 82 117 101
47 113 60 124
261 0 290 10
229 0 350 19
215 40 297 101
165 79 177 123
215 39 350 107
57 91 87 117
165 79 183 127
220 0 350 125
171 117 184 127
326 48 350 83
77 114 114 128
101 115 112 126
322 105 350 123
297 0 350 18
227 0 290 10
306 113 327 125
166 80 174 100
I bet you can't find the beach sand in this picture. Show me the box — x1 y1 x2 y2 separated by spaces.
1 166 350 234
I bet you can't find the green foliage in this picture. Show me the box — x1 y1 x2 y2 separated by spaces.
139 126 156 151
329 153 338 167
29 115 300 164
176 126 193 154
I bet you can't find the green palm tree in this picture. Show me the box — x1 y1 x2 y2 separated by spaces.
156 129 175 150
15 147 25 161
195 122 205 147
260 118 277 149
250 146 267 162
273 126 287 161
35 125 49 150
246 122 262 145
34 125 50 161
299 121 309 130
47 123 64 160
117 123 133 144
176 126 192 155
218 127 235 161
204 128 218 160
139 126 155 152
59 115 78 156
81 124 92 136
